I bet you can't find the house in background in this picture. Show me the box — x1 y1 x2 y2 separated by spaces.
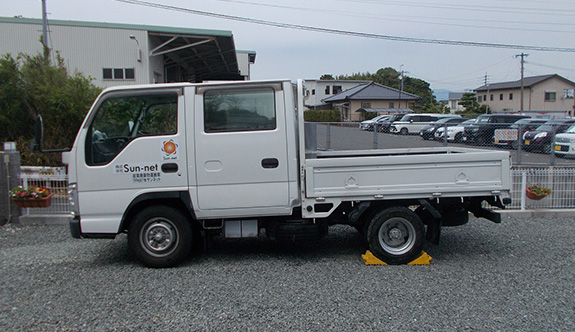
304 80 370 110
475 74 575 117
322 82 420 121
0 16 255 88
447 92 465 112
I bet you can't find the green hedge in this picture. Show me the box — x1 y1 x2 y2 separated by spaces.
304 110 340 122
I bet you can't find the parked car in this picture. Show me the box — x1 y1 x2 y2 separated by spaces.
463 114 530 145
419 117 467 140
359 115 389 131
522 118 575 153
435 119 476 142
493 118 547 149
553 124 575 157
391 114 461 135
378 113 407 133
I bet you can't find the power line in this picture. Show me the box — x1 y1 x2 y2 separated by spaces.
209 0 575 33
116 0 575 53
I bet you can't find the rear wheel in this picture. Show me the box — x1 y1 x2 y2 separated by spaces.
128 206 193 268
366 207 425 265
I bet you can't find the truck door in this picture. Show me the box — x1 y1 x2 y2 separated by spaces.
192 83 292 218
75 88 187 234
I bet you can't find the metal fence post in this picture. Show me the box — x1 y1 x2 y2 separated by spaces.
373 123 379 149
520 171 527 210
326 122 331 150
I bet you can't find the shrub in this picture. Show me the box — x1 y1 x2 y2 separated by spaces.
304 110 340 122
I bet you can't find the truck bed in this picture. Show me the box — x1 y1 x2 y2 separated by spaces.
304 146 511 201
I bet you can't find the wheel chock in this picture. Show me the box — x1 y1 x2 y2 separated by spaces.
362 250 432 265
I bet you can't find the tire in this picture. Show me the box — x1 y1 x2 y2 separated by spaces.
399 128 408 135
454 132 463 143
128 206 193 268
366 207 425 265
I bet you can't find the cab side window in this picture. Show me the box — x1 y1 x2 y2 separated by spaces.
204 88 276 133
86 92 178 165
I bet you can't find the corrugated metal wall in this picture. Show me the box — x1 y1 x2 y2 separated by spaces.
0 21 149 88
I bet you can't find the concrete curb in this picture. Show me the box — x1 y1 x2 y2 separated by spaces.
17 215 72 226
498 209 575 218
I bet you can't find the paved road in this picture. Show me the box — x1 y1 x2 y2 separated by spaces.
1 216 574 331
312 124 575 166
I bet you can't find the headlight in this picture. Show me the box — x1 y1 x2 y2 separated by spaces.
534 132 548 139
67 183 80 216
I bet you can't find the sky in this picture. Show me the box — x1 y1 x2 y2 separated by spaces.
1 0 574 94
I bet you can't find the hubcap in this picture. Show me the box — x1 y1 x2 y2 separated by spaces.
140 218 178 257
378 217 416 255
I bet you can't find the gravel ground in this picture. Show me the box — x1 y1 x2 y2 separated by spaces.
0 215 574 331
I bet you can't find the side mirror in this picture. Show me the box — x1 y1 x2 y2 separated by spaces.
30 115 43 152
31 114 70 153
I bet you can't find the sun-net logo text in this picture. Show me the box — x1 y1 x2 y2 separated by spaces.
114 162 161 183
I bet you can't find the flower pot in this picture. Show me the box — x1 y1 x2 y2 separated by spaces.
526 187 548 201
11 193 53 208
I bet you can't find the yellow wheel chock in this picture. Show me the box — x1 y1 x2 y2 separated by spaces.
362 250 432 265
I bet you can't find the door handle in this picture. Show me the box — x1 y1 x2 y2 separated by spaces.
161 163 179 173
261 158 279 169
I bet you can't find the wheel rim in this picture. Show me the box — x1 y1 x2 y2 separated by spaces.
377 217 416 255
140 217 179 257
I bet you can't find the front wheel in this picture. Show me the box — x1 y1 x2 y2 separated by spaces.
366 207 425 265
128 206 193 268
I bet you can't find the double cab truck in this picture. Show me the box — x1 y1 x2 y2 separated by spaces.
38 80 511 267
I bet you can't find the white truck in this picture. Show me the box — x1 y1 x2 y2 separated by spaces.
36 79 512 267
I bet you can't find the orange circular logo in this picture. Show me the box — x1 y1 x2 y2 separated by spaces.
163 141 176 154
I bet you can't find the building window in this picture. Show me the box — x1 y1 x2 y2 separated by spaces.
312 89 316 95
325 86 331 95
483 95 487 102
499 94 503 100
103 68 136 80
361 102 372 108
389 102 395 108
509 93 513 100
333 85 342 94
477 96 482 102
545 91 556 102
125 68 135 79
103 68 113 79
490 94 494 101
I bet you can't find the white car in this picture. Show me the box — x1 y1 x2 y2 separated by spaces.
359 115 389 131
435 119 476 142
554 124 575 157
391 114 461 135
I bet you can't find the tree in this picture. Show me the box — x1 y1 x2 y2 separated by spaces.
320 74 335 80
458 92 480 112
0 48 101 165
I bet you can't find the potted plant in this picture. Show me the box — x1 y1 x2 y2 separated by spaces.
526 185 551 200
9 186 53 208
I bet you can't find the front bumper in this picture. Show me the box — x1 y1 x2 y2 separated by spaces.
70 215 82 239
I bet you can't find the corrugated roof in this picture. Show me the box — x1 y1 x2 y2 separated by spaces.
475 74 575 91
0 16 233 37
322 82 420 103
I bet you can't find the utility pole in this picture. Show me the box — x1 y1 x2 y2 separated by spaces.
516 53 529 112
41 0 49 47
399 65 404 109
485 73 490 114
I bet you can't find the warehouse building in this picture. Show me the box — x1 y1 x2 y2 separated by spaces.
0 16 256 88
